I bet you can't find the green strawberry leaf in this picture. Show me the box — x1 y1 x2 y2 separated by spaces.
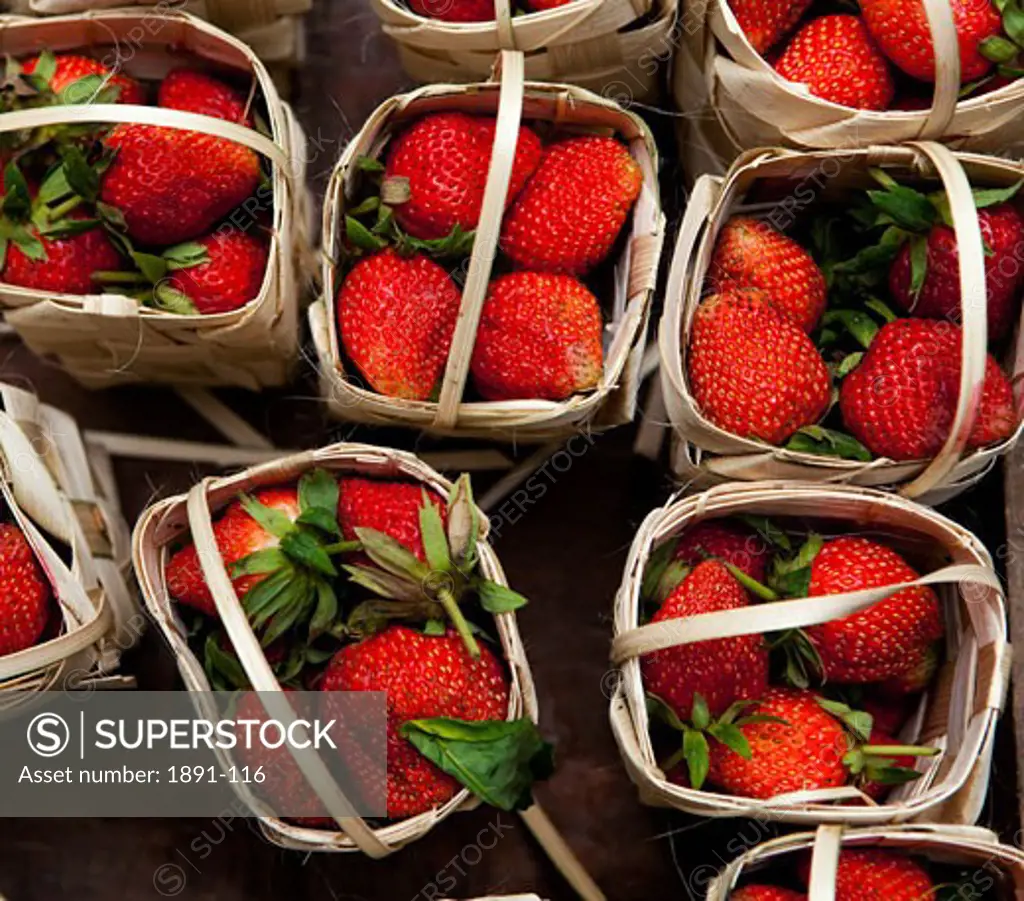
683 727 710 789
356 156 385 174
343 564 425 603
151 284 198 315
420 497 451 573
972 180 1024 209
446 474 479 570
641 538 679 602
401 717 553 811
59 144 99 202
864 297 898 322
131 250 169 284
866 172 937 233
861 763 924 786
243 567 298 624
785 426 873 462
309 578 338 639
652 560 690 605
203 634 250 690
982 35 1020 62
836 352 864 379
5 223 45 261
395 222 476 259
821 309 879 350
163 241 210 271
2 160 32 222
262 579 313 646
0 236 8 271
691 693 710 731
347 196 380 217
477 580 529 614
345 215 386 252
646 693 687 732
354 526 429 581
423 618 446 636
280 529 337 577
240 493 296 539
909 234 930 299
38 217 100 238
706 722 751 759
295 507 342 537
818 698 873 742
831 225 908 277
60 74 119 106
737 515 791 551
32 49 57 84
230 547 289 578
96 201 127 232
298 468 339 517
1002 1 1024 47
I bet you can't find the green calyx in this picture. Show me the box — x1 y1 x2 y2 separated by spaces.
980 0 1024 76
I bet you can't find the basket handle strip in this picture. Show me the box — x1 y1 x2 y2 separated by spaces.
610 562 999 662
495 0 515 48
900 141 987 499
184 480 393 860
432 49 525 428
917 0 961 138
807 825 844 901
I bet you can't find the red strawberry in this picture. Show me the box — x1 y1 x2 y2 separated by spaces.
878 642 941 695
320 625 509 818
797 849 934 901
337 478 445 562
407 0 493 21
501 136 642 274
775 15 896 110
673 520 770 583
839 318 1017 460
157 68 253 125
861 692 915 734
732 888 807 901
727 0 814 53
889 203 1024 341
2 209 122 294
805 537 944 683
861 0 1002 82
470 271 603 401
857 726 918 801
165 488 300 617
0 523 51 656
687 290 832 445
337 249 461 400
709 216 827 332
165 229 269 314
23 53 145 104
384 112 542 241
643 561 769 721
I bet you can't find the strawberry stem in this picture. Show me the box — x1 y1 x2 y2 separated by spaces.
861 745 940 757
92 270 150 285
721 561 779 601
48 194 83 220
323 540 362 555
660 746 686 774
437 585 480 658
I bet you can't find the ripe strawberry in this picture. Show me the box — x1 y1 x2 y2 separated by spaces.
337 249 461 400
2 210 122 294
727 0 814 53
320 625 510 818
732 888 806 901
861 0 1002 82
166 488 301 617
839 318 1016 460
165 229 268 314
0 523 51 656
878 642 941 695
805 537 944 684
643 561 769 721
470 271 603 401
22 53 145 104
775 16 895 110
501 136 642 274
889 203 1024 341
797 849 934 901
709 216 827 332
673 520 770 583
687 290 831 445
407 0 493 21
861 692 915 734
337 477 446 562
157 68 253 125
384 112 542 241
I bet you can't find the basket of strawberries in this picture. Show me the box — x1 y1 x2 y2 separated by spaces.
673 0 1024 178
0 9 310 389
0 377 139 705
308 50 664 442
706 823 1024 901
659 141 1024 503
609 480 1009 824
368 0 677 104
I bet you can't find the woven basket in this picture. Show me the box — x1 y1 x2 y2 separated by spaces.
706 824 1024 901
673 0 1024 179
377 0 679 105
609 480 1010 825
659 142 1024 505
0 378 139 707
133 441 539 856
0 9 312 390
309 50 665 442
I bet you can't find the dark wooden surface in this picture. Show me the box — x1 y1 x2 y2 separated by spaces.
0 2 1017 899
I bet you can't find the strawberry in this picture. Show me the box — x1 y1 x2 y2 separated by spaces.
0 523 51 657
727 0 814 53
470 271 603 401
164 228 269 314
709 216 827 332
336 249 461 400
337 477 445 562
500 136 642 275
861 692 915 734
889 203 1024 342
805 537 944 684
732 888 806 901
407 0 493 21
775 16 895 111
797 849 934 901
839 318 1017 460
878 642 941 695
643 561 769 722
861 0 1002 82
383 112 542 241
157 68 253 125
320 625 511 818
673 520 770 582
687 290 831 445
22 53 145 104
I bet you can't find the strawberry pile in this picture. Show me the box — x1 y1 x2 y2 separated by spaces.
687 171 1020 463
640 515 943 800
405 0 574 23
165 468 551 824
335 110 643 403
0 52 271 315
729 0 1024 109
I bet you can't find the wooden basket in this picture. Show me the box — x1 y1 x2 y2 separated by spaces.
309 50 665 442
659 142 1024 505
132 441 539 856
0 378 140 707
378 0 679 105
706 824 1024 901
0 10 312 390
673 0 1024 179
609 481 1010 825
